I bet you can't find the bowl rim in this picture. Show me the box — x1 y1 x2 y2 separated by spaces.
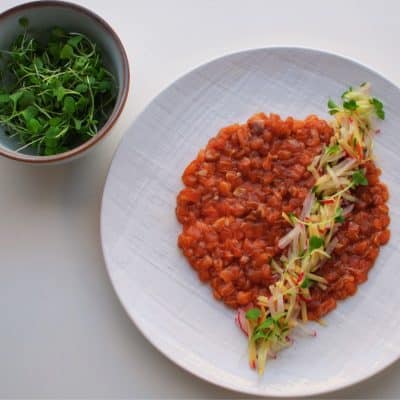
0 0 130 163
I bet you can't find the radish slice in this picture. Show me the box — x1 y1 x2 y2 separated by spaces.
301 192 315 219
235 309 248 336
278 225 301 249
326 237 339 255
332 158 356 176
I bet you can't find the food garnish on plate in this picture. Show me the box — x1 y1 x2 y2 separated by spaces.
176 83 389 375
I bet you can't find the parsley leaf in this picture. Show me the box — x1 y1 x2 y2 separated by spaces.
370 97 385 120
341 86 353 98
309 236 324 253
352 169 368 186
256 317 274 331
343 99 358 111
245 308 261 321
301 278 312 289
327 99 339 115
326 144 340 155
334 207 345 223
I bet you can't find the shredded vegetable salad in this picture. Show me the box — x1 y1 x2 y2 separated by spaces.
236 83 385 375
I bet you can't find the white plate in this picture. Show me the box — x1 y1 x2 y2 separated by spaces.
100 48 400 397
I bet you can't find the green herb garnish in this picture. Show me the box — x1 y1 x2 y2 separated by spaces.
0 18 117 155
308 236 324 253
341 86 353 98
326 144 340 155
352 169 368 186
245 308 261 321
343 99 358 111
327 98 339 115
334 207 345 223
371 97 385 120
300 278 312 289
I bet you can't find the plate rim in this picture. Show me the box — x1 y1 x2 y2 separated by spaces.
100 46 400 397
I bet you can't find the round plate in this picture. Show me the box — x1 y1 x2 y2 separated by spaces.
100 48 400 397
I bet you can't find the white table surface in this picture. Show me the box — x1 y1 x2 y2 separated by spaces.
1 0 400 398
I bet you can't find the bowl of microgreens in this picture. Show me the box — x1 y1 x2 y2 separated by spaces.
0 1 129 163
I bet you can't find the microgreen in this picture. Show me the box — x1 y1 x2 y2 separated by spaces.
325 144 340 155
343 99 358 111
0 18 116 155
308 236 324 253
300 278 312 289
371 97 385 120
245 308 261 321
352 169 368 186
341 86 353 98
327 98 339 115
334 207 345 223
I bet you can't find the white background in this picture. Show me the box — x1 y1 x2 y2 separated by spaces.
1 0 399 398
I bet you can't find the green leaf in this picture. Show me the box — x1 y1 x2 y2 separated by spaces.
76 96 88 111
0 94 10 104
45 127 61 146
97 80 112 92
341 86 353 98
352 169 368 186
26 118 41 134
87 76 96 85
48 42 61 58
51 27 65 38
60 44 73 60
47 119 60 128
371 97 385 120
44 146 58 156
75 83 88 93
67 35 83 48
73 57 87 70
22 105 38 122
343 99 357 111
301 278 312 289
245 308 261 321
63 96 76 114
327 98 339 114
54 86 66 102
19 91 35 108
309 236 324 253
74 119 82 130
9 91 23 105
33 56 43 69
255 317 274 332
18 17 29 28
46 127 58 138
327 99 337 109
334 207 345 223
326 144 340 155
252 329 272 342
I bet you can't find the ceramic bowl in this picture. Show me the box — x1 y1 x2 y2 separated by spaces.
0 1 130 164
